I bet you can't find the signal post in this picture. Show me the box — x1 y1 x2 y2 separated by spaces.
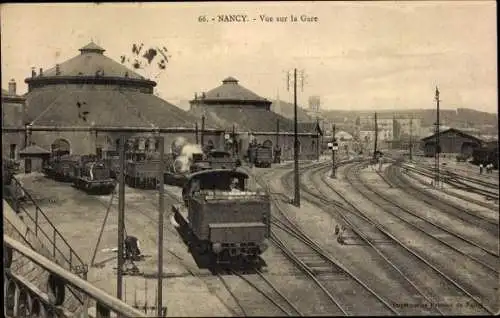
329 124 338 178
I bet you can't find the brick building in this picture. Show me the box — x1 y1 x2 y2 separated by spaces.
19 42 223 156
189 77 320 160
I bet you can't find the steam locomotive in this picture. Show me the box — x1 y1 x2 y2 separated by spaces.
43 155 116 194
164 137 240 187
172 169 270 265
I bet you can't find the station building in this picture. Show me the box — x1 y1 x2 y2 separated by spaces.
421 128 483 157
16 42 223 157
189 77 321 160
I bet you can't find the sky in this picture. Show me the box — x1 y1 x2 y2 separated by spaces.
1 2 497 113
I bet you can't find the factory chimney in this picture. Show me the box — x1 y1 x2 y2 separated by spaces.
31 67 37 78
8 79 16 95
39 68 43 76
55 64 61 75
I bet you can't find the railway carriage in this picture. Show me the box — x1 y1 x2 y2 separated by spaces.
172 169 271 265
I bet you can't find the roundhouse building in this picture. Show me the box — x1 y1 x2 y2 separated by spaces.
20 42 222 157
189 77 321 160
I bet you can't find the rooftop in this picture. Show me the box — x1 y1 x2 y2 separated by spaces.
25 42 152 86
193 77 270 104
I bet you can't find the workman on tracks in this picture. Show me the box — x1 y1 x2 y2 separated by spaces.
125 235 142 261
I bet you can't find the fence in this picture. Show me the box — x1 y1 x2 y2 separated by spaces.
4 234 147 317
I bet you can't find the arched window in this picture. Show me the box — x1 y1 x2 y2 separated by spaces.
311 140 316 151
263 140 273 148
51 139 70 156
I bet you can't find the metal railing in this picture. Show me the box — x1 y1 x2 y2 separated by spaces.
8 176 88 278
4 234 147 318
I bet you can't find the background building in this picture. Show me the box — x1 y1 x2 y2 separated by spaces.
2 79 27 161
20 42 223 157
189 77 320 160
421 128 483 157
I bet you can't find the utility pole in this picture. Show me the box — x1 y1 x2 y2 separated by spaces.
434 86 441 187
316 118 320 161
331 124 337 178
201 115 205 147
409 116 413 161
195 122 199 144
293 68 300 207
373 112 378 159
117 135 126 302
232 124 236 157
287 68 303 207
157 136 165 317
276 118 280 147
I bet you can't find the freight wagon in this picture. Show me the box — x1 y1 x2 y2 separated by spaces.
172 169 271 265
247 144 273 168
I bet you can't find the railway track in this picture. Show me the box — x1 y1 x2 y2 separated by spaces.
256 164 435 316
216 268 303 317
405 163 499 199
353 165 499 268
109 176 303 317
267 191 399 315
281 161 496 315
332 162 497 314
401 166 499 212
386 164 498 235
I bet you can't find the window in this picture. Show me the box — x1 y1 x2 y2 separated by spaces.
96 147 102 159
10 144 16 160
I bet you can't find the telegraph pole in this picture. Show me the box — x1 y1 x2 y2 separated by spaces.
195 122 199 144
409 116 413 161
286 68 303 207
316 118 320 161
373 112 378 159
331 124 337 178
117 135 126 301
293 68 300 207
232 124 236 157
157 136 165 317
201 115 205 147
434 87 441 187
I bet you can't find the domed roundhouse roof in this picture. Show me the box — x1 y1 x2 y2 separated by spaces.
25 42 155 89
24 42 218 129
201 77 270 105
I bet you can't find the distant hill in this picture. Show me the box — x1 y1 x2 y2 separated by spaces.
322 108 497 132
270 99 313 122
